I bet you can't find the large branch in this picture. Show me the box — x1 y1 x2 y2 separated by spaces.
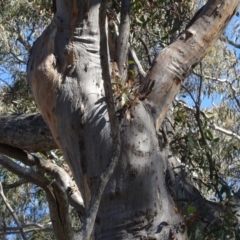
0 149 76 240
37 157 85 218
138 0 240 130
0 154 49 187
0 144 84 217
0 113 57 152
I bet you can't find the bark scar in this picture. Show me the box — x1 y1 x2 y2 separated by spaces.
138 79 155 101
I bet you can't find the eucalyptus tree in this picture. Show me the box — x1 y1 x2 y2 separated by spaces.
0 0 240 240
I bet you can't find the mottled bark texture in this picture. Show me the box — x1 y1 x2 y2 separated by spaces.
0 113 56 152
26 0 239 239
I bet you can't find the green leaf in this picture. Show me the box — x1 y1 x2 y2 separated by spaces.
174 115 182 122
187 206 196 214
128 60 135 65
205 130 213 141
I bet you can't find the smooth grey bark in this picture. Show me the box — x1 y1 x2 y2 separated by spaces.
27 0 186 239
24 0 240 239
78 3 122 239
117 0 130 79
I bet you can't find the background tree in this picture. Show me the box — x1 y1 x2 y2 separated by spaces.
0 0 240 239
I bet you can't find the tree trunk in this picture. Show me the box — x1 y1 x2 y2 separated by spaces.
26 0 240 239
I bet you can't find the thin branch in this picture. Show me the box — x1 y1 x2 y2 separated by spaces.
226 37 240 49
0 224 53 234
194 73 228 82
193 71 231 83
175 98 194 111
23 222 51 228
27 22 36 43
176 99 240 141
129 47 146 77
212 124 240 140
181 85 197 105
16 25 31 51
195 104 216 183
176 95 222 198
3 179 28 190
193 73 240 110
138 37 152 66
195 64 210 176
0 78 13 90
0 182 27 240
197 62 203 106
10 51 25 64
